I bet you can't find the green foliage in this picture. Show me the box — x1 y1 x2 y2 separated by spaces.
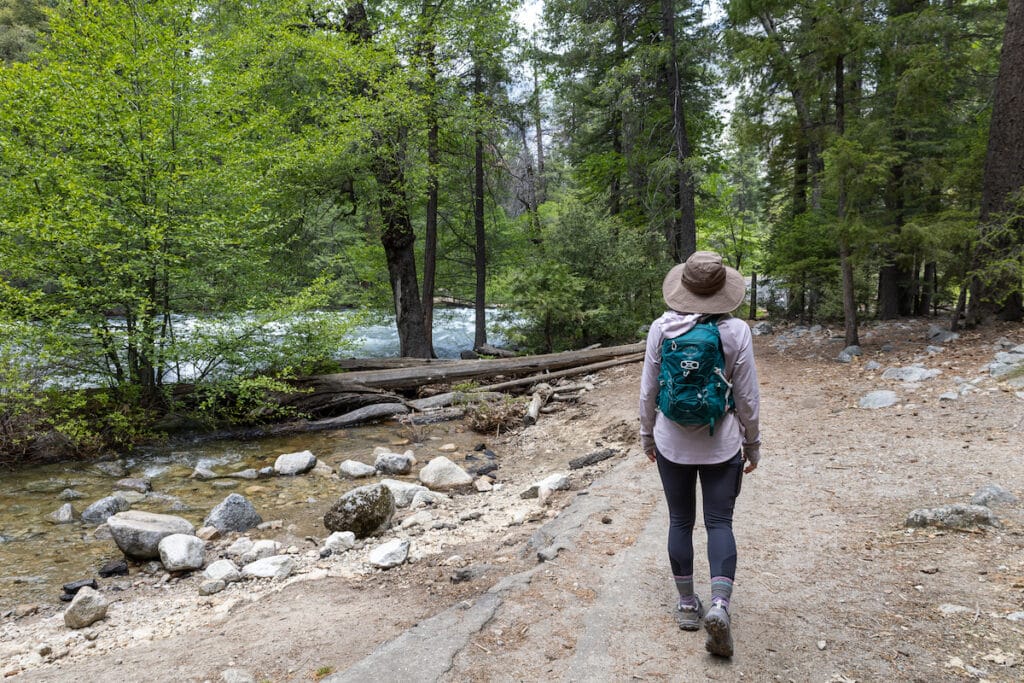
495 197 667 351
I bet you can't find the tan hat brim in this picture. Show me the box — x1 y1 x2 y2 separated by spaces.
662 262 746 314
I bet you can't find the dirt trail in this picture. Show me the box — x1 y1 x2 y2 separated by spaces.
8 320 1024 682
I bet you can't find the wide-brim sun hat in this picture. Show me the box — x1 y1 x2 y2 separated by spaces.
662 251 746 314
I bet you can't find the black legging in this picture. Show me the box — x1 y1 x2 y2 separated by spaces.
655 449 743 579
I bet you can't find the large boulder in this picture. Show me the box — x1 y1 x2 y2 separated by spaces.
418 456 473 491
380 479 429 508
204 494 262 533
64 586 108 629
81 495 130 525
158 533 207 572
274 450 317 476
324 483 395 538
107 510 195 560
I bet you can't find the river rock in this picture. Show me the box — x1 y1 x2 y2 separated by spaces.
274 450 317 476
225 469 259 480
324 531 356 553
64 587 107 629
98 559 128 578
158 534 206 572
203 559 241 584
114 478 152 494
58 488 86 501
971 484 1018 507
400 511 433 529
199 579 227 596
107 511 196 560
240 555 294 580
927 325 959 344
882 365 941 382
752 321 773 336
62 578 98 596
368 539 410 569
225 537 254 559
48 503 78 524
906 504 999 530
380 479 429 508
374 450 416 475
94 461 128 478
339 460 377 479
240 539 281 565
323 483 395 538
204 493 262 533
474 477 493 492
191 466 217 480
418 456 473 491
411 490 451 508
858 390 899 409
81 495 130 525
196 525 221 541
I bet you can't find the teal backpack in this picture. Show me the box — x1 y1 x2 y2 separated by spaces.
657 319 734 435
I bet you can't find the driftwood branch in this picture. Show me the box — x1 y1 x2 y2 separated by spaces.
524 383 553 426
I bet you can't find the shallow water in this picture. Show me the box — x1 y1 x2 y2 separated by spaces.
0 420 484 612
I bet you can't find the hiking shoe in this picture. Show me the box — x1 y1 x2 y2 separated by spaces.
676 595 704 631
704 599 733 657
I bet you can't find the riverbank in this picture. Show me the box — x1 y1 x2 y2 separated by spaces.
3 318 1024 681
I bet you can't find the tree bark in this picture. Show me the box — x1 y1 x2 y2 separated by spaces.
662 0 697 262
967 0 1024 324
473 64 488 349
422 34 439 358
836 54 859 346
375 142 432 358
748 271 759 320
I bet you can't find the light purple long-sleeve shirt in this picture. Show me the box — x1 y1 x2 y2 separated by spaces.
639 312 761 465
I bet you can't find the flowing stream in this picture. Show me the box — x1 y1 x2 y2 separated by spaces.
0 310 509 612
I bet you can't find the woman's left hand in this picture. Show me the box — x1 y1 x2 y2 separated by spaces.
645 449 656 463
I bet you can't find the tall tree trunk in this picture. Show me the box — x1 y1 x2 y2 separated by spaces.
421 36 439 358
916 261 937 316
966 0 1024 324
610 17 624 217
346 1 430 357
749 271 759 320
662 0 697 262
532 45 546 206
473 64 488 349
836 54 859 347
792 139 809 217
375 141 432 358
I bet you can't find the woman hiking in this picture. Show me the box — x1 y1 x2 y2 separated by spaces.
638 250 762 658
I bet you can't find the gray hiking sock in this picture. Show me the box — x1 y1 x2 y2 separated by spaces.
710 576 733 610
674 574 697 608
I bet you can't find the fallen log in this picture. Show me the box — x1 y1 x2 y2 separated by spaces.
266 403 410 435
473 353 644 393
524 383 553 426
407 391 504 412
312 343 645 392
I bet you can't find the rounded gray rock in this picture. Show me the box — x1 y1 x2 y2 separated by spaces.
339 459 377 479
81 495 130 525
274 450 317 476
368 538 410 569
419 456 473 491
858 390 898 409
324 483 395 538
203 559 242 584
380 478 429 508
64 586 107 629
906 504 999 530
241 555 294 580
204 493 263 533
374 451 415 475
971 484 1018 507
48 503 78 524
108 510 196 560
158 533 206 571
